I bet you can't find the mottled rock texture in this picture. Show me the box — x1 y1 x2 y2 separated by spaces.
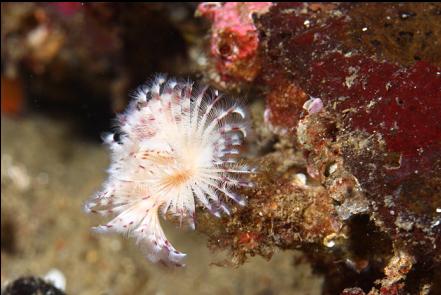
198 3 441 294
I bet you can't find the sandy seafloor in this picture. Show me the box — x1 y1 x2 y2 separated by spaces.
1 114 323 295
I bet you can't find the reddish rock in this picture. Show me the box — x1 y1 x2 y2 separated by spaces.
199 2 441 294
256 0 441 263
265 76 308 134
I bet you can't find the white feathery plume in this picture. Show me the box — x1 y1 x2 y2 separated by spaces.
85 75 252 267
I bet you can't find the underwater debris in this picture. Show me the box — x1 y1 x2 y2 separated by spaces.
85 75 251 267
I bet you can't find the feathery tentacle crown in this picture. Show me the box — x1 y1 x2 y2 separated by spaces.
85 75 252 267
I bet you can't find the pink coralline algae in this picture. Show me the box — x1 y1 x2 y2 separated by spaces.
85 76 251 267
197 2 272 83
